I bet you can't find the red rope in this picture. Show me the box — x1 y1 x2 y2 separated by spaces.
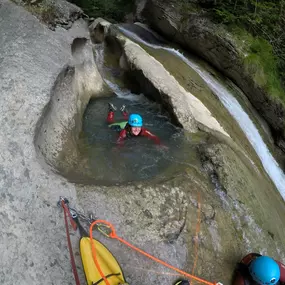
89 220 217 285
61 201 81 285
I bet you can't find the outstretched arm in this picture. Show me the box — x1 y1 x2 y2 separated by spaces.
140 128 161 144
107 111 115 123
122 111 128 121
117 129 127 145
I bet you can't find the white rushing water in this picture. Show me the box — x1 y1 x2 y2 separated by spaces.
119 27 285 200
94 43 147 103
105 79 146 102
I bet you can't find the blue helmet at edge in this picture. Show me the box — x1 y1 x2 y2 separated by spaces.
128 114 143 127
249 256 280 285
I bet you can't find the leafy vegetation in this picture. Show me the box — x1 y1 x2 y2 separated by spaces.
68 0 135 22
197 0 285 100
233 28 285 100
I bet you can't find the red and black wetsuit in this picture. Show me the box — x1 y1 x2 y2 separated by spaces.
107 111 161 145
233 253 285 285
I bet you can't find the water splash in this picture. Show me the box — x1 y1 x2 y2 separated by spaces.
119 27 285 200
105 79 146 102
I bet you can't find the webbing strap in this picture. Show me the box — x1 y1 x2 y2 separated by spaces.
61 201 81 285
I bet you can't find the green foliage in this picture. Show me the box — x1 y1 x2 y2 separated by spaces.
200 0 285 101
213 8 237 24
69 0 135 22
246 37 284 100
229 26 285 100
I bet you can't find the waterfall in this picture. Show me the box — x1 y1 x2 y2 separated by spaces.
119 27 285 200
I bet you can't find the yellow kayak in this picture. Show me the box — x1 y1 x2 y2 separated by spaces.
80 237 126 285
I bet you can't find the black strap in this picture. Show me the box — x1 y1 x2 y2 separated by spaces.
92 273 121 285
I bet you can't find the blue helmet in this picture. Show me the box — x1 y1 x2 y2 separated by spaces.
128 114 143 127
249 256 280 285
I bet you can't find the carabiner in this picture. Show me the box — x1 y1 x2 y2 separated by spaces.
69 208 78 219
97 224 112 237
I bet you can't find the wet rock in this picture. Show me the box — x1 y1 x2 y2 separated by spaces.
199 143 255 202
97 21 229 137
140 0 285 154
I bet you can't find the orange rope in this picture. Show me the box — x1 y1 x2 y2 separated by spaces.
89 220 217 285
125 265 182 277
191 193 202 285
89 221 111 285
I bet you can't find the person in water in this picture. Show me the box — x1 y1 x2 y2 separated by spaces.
232 253 285 285
107 103 162 146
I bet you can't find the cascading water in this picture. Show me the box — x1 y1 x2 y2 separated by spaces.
118 26 285 200
80 44 196 184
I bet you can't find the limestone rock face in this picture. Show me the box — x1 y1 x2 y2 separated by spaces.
93 21 229 137
89 17 111 43
1 0 285 283
0 1 90 284
12 0 85 29
35 36 107 176
141 0 285 152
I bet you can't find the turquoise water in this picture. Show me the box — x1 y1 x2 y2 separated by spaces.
81 92 191 184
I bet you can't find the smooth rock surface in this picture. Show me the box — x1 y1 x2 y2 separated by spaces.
0 1 87 283
141 0 285 152
105 24 230 136
1 3 285 285
35 36 106 177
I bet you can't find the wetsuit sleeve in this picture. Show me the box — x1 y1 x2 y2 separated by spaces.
277 261 285 284
107 111 115 123
232 253 261 285
122 111 128 121
232 272 248 285
140 128 161 144
240 253 261 265
117 129 127 145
